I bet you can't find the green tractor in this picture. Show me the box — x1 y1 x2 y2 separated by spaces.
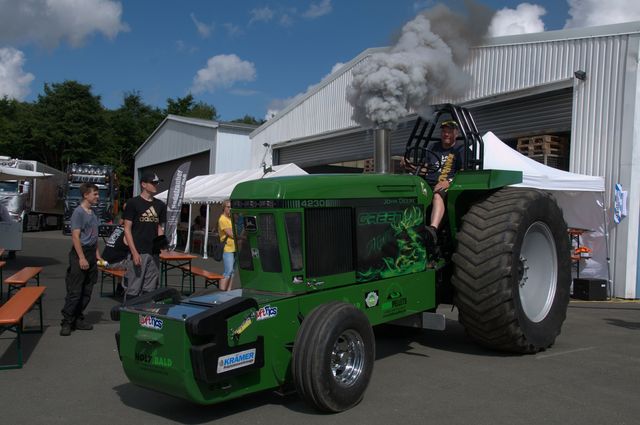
113 104 571 412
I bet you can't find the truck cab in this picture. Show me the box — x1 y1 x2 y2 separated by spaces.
63 163 119 237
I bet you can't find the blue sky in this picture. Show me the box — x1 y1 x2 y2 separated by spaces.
0 0 638 121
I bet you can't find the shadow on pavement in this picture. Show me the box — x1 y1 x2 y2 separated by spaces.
604 318 640 330
374 319 513 358
0 326 45 368
113 383 302 424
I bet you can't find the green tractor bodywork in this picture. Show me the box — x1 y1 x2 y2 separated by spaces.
115 104 571 412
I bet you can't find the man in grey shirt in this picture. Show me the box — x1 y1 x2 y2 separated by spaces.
60 183 105 336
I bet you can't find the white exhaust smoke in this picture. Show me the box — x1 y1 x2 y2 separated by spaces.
347 2 492 129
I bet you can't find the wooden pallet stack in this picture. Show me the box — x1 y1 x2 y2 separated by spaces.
364 158 375 173
516 135 568 170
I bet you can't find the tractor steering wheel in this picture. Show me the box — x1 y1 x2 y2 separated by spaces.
404 146 442 178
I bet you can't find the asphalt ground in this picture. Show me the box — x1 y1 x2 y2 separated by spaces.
1 231 639 425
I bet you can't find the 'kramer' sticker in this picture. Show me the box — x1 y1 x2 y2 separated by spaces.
217 348 257 373
139 315 164 330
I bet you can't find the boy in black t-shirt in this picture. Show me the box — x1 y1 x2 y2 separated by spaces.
123 171 167 297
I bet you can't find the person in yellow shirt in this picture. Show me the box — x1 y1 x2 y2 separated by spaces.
217 199 235 290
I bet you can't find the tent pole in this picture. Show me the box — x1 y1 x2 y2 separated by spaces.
601 192 613 298
185 204 193 253
203 204 210 259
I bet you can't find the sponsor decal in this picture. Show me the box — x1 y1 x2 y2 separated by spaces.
135 352 173 368
292 275 304 284
382 291 408 317
139 314 164 330
255 305 278 321
217 349 257 373
365 290 379 308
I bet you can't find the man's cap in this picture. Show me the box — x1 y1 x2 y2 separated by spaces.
440 120 459 128
141 171 162 184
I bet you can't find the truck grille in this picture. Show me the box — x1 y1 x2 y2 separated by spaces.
305 208 354 278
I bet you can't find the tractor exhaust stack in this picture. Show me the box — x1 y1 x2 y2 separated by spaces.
374 128 391 173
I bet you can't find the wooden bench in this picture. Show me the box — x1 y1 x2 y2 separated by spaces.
0 286 46 369
179 265 223 294
99 267 126 297
3 266 43 299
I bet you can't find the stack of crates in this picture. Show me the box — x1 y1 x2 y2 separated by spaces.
364 158 375 173
516 135 569 170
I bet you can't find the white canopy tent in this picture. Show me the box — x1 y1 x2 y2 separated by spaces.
482 132 608 285
156 163 307 258
0 165 52 181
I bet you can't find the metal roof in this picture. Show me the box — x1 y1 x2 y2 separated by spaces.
135 115 256 157
251 21 640 144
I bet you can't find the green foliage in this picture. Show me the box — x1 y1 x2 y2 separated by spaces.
165 94 218 120
103 91 164 198
230 114 264 126
1 81 255 200
31 81 107 170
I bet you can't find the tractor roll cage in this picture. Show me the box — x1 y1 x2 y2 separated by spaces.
404 104 484 173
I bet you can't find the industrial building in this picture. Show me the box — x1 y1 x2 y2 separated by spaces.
249 21 640 299
134 114 256 192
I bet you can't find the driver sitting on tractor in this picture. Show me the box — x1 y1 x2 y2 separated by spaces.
403 119 465 244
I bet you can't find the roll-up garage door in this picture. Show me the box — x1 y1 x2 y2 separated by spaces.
277 87 573 166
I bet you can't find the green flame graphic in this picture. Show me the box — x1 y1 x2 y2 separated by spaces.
357 206 427 282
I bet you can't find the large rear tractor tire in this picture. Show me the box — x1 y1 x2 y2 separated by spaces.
452 188 571 353
292 301 375 412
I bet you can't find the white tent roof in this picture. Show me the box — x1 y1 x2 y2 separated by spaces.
482 132 605 192
156 163 307 204
0 165 52 181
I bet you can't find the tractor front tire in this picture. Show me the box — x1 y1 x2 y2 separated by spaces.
292 301 375 412
452 188 571 353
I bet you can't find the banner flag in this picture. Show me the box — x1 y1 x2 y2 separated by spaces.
165 162 191 250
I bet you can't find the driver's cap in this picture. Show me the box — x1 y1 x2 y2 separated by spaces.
440 120 458 128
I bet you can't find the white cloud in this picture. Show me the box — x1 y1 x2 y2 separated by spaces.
280 14 294 27
175 40 198 54
488 3 546 37
0 0 128 48
331 62 345 74
0 47 35 100
190 13 214 38
249 6 274 25
565 0 640 28
303 0 332 19
191 54 257 94
223 23 243 37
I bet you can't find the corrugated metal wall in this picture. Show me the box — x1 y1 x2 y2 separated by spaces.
136 120 215 169
278 89 572 167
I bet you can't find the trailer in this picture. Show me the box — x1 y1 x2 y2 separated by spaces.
0 157 65 232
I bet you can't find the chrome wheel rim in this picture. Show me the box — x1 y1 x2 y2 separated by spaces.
518 221 558 323
330 329 365 387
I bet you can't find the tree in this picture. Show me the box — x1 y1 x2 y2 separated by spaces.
0 96 20 156
31 80 106 170
103 91 164 198
230 114 264 126
165 94 218 120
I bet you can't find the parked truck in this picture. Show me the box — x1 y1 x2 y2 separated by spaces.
0 157 65 232
112 105 571 412
63 163 119 237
